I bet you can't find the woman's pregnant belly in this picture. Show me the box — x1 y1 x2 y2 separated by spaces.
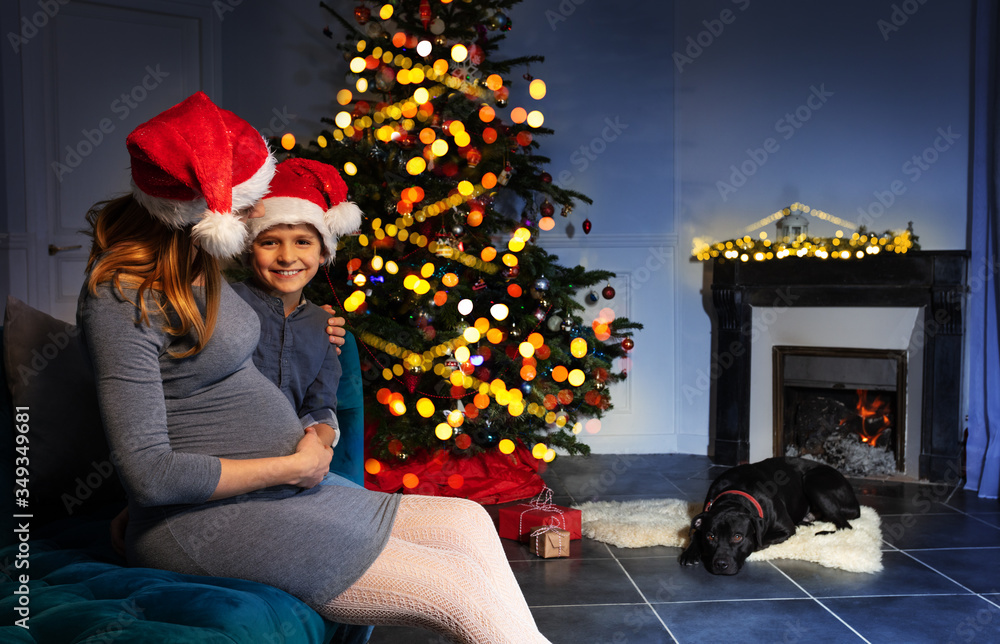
164 363 304 460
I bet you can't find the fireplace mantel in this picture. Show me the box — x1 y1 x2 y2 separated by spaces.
707 250 967 481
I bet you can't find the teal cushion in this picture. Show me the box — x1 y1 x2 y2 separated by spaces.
336 331 364 411
0 540 333 643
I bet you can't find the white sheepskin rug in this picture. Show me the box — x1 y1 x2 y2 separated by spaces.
574 499 883 573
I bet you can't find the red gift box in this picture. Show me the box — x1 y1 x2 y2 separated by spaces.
498 501 582 541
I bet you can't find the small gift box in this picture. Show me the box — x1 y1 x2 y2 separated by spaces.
497 489 582 541
528 525 570 559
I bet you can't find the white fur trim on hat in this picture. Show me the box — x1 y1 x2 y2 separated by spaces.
192 211 250 259
325 201 363 238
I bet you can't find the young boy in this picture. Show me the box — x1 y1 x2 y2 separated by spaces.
231 158 363 485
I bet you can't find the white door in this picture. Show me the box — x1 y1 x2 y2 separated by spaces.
13 0 219 322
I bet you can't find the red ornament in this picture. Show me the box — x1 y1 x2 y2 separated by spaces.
582 218 592 234
602 285 616 299
540 200 555 217
354 6 370 24
468 43 485 65
539 172 552 183
621 338 634 351
420 0 431 28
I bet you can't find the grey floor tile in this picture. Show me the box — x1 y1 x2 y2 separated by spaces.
772 550 972 597
824 594 1000 643
881 512 1000 549
654 598 864 644
532 603 672 644
904 547 1000 593
941 489 1000 514
513 556 646 607
621 556 808 603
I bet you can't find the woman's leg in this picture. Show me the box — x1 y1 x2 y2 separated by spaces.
318 496 550 644
389 495 539 627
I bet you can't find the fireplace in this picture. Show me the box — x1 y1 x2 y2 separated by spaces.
706 250 967 481
774 346 906 476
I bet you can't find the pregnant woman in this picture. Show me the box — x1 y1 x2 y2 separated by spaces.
79 91 550 644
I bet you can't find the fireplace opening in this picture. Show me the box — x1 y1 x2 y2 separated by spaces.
773 347 906 477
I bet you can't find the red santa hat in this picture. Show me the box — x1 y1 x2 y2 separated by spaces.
248 158 363 264
126 91 276 258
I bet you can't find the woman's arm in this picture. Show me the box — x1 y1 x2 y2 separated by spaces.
210 427 331 500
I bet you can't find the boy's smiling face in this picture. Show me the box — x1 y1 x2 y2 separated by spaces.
249 223 325 315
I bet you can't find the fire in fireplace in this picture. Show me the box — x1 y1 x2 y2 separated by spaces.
773 346 906 477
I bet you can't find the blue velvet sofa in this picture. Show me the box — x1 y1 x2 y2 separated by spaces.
0 296 369 643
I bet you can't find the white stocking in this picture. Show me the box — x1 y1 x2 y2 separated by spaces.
318 496 550 644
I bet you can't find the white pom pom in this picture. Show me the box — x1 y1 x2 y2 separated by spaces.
192 212 249 259
325 201 363 237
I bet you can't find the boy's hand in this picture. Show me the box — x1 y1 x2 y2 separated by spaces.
321 304 346 355
292 427 333 488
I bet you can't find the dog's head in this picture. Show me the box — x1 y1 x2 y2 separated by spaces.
688 507 764 575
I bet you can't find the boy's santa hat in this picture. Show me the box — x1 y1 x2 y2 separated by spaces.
249 158 363 264
126 91 276 259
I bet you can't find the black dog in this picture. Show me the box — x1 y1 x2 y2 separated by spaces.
678 457 860 575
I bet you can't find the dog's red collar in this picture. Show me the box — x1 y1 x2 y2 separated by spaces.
705 490 764 519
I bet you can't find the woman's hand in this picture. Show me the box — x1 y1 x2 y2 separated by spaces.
320 304 346 355
210 429 333 500
291 427 333 489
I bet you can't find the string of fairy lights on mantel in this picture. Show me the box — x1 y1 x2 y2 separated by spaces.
692 202 916 263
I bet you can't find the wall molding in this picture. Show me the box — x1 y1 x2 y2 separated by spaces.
537 233 678 250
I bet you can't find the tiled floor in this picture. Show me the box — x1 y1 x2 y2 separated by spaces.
367 454 1000 644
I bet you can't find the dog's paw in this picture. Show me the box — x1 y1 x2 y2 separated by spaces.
677 550 700 567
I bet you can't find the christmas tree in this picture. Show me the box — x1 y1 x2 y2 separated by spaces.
285 0 642 501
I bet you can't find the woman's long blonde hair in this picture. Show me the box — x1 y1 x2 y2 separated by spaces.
85 195 221 358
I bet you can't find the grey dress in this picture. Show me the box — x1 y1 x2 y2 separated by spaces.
77 278 399 607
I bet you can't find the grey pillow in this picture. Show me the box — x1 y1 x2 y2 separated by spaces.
3 296 124 523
